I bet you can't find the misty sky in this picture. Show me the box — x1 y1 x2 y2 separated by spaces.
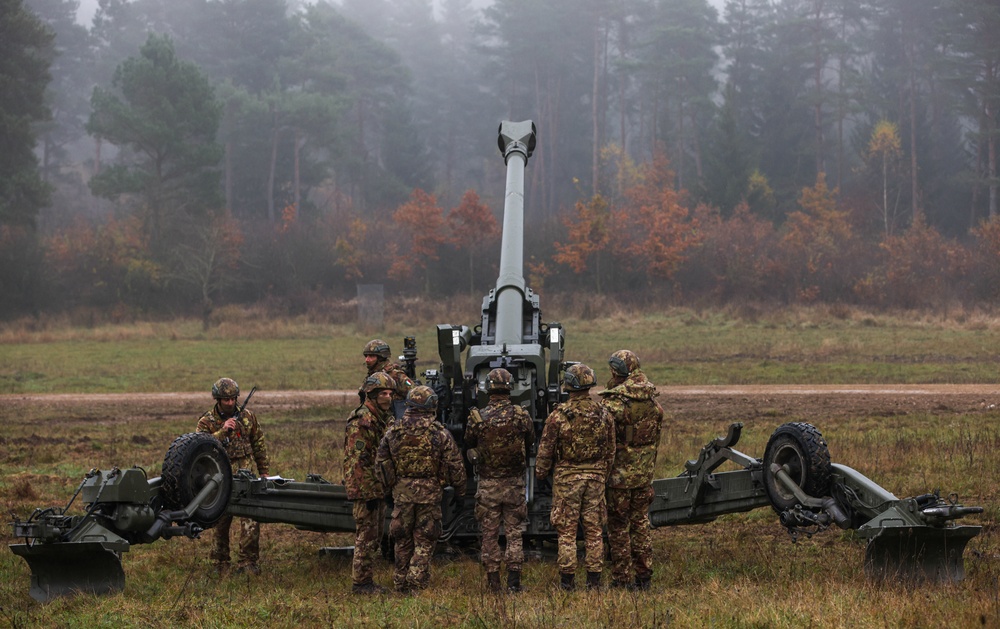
76 0 729 26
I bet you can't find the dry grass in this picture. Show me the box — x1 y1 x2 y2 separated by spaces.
1 398 997 628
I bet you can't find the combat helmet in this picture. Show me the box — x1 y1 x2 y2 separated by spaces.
406 385 439 410
609 349 640 378
486 368 513 393
563 363 596 391
212 377 240 399
362 339 391 360
363 371 396 396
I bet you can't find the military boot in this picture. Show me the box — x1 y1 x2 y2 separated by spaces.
506 570 522 593
559 572 575 591
635 575 652 591
487 572 502 593
586 571 601 591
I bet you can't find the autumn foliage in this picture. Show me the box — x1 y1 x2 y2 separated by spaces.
11 149 1000 319
554 152 700 293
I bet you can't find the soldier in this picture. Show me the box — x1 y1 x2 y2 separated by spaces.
465 368 535 593
376 385 466 593
343 371 396 594
196 377 270 575
361 339 414 416
599 350 665 591
535 363 615 591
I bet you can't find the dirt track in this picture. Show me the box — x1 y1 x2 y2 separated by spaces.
2 384 996 423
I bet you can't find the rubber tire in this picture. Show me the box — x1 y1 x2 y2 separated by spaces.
160 432 232 527
763 422 831 513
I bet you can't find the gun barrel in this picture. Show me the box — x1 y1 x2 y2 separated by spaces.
495 120 536 346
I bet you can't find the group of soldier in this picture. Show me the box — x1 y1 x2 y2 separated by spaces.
195 339 664 596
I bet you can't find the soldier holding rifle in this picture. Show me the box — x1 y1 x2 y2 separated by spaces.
196 377 270 575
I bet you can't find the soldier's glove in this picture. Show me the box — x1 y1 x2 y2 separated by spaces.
450 493 466 513
365 498 380 511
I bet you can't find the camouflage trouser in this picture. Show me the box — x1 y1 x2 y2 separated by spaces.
211 514 260 566
606 484 655 583
389 501 442 591
352 499 387 585
475 477 527 572
551 476 606 574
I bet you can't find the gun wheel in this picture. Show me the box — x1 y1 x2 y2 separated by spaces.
161 432 232 527
763 422 831 513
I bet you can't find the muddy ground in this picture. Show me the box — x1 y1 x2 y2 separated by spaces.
2 384 997 424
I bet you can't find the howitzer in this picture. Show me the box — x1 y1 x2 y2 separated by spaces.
8 122 983 600
422 120 563 539
9 421 982 600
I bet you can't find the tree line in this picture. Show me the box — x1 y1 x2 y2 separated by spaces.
1 0 999 321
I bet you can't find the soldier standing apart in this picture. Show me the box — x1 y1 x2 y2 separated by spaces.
465 368 535 593
599 350 664 591
376 385 466 593
196 377 270 575
343 372 396 594
535 363 615 591
361 339 414 416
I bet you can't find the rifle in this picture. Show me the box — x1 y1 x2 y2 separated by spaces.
225 385 257 440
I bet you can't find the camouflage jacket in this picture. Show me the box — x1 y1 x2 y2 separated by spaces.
376 408 466 504
599 369 664 488
343 399 392 500
197 405 270 475
535 393 615 483
364 360 415 403
465 394 535 479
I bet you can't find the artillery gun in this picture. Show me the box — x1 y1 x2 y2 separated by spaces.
9 122 983 601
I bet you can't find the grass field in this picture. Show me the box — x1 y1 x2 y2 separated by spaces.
1 304 999 627
4 303 1000 393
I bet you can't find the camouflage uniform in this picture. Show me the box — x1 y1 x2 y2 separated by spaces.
376 386 466 592
535 376 615 586
465 382 534 586
599 360 664 589
343 384 394 590
360 339 414 412
196 389 270 572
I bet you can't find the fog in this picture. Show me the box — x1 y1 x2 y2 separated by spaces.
76 0 729 26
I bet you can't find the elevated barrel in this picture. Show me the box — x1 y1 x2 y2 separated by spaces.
494 120 536 345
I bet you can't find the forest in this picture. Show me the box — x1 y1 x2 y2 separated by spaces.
2 0 1000 321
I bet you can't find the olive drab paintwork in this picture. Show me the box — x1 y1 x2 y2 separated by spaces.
600 368 664 489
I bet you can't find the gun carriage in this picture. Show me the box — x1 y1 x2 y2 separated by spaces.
9 122 982 601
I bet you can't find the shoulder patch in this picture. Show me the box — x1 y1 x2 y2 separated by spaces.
355 441 366 451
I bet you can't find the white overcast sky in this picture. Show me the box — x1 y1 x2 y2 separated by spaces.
76 0 729 27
